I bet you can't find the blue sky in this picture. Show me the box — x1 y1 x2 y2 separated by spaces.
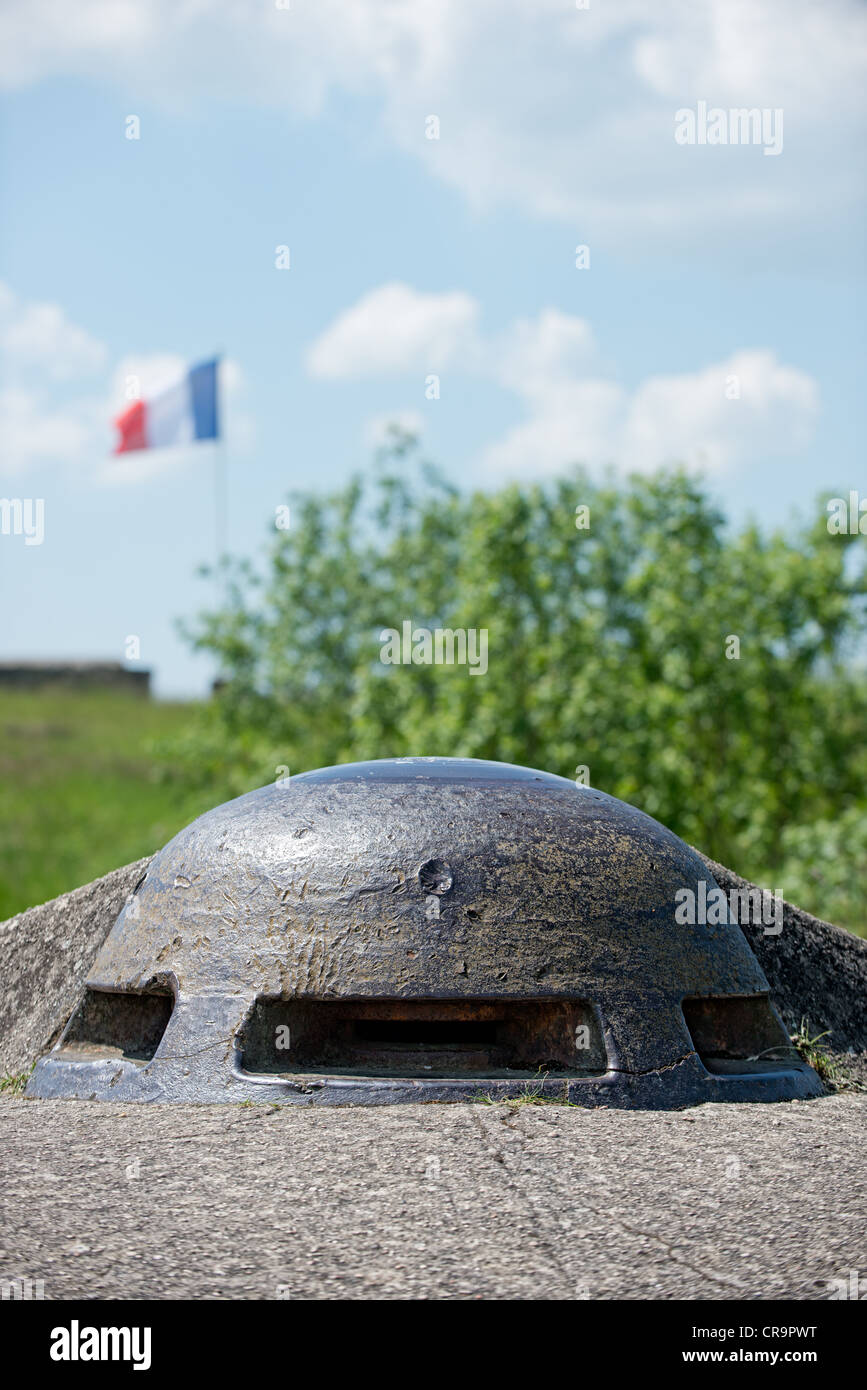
1 0 865 695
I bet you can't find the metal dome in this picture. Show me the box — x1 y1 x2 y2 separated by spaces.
27 757 822 1108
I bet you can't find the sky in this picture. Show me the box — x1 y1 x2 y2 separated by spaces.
1 0 865 696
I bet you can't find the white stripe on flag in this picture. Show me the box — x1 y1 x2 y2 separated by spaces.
147 374 195 449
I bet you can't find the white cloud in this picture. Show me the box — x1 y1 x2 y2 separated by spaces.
0 282 106 380
0 386 102 479
481 347 819 480
621 350 819 474
307 283 479 378
0 283 108 476
491 311 602 396
308 284 820 480
0 1 863 256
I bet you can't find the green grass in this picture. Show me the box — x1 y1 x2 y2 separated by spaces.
478 1075 579 1108
0 1066 33 1096
790 1020 841 1086
0 690 217 920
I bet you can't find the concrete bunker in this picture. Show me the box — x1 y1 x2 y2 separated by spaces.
27 756 823 1108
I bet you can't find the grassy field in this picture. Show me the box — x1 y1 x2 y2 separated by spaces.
0 690 217 920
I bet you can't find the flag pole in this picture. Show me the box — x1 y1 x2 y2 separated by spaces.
214 352 228 576
215 433 228 569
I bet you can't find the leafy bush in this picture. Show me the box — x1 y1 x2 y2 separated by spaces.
772 805 867 933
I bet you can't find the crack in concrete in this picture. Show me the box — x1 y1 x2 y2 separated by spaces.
467 1106 589 1298
470 1106 764 1297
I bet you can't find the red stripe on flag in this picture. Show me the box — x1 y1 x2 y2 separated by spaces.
114 400 147 454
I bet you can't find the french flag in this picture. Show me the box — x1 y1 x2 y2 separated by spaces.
113 358 219 454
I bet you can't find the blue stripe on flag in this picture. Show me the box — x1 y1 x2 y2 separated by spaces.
189 359 219 441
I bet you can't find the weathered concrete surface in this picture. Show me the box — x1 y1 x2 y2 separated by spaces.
0 857 151 1075
698 852 867 1053
1 1093 864 1300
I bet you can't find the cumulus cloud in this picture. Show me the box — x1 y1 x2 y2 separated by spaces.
491 311 601 396
0 282 106 380
620 351 819 474
0 283 108 476
481 347 819 480
0 385 103 479
0 1 863 257
308 284 820 480
307 283 479 378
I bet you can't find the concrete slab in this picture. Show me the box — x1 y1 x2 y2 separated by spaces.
0 858 151 1076
2 1092 864 1300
